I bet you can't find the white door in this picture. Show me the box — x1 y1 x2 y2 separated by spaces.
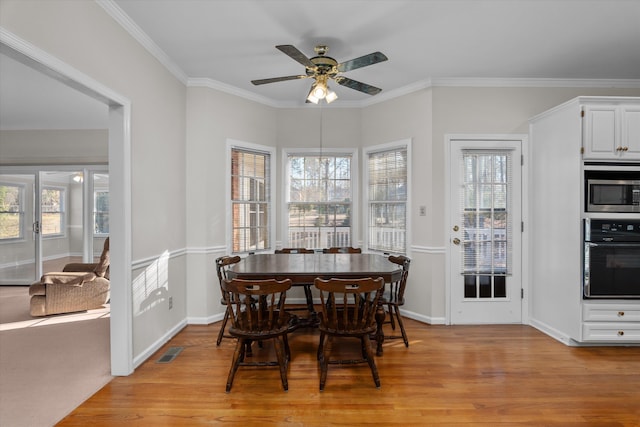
448 138 523 324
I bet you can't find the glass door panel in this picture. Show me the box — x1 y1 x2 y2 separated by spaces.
39 171 84 273
0 173 37 284
92 172 109 261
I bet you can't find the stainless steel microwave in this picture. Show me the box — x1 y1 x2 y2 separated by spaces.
587 177 640 212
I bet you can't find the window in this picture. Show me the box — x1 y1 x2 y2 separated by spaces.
94 190 109 235
460 150 512 299
285 151 355 249
365 141 410 254
230 143 273 253
0 184 24 240
41 187 65 236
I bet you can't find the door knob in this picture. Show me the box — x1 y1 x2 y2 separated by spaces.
452 238 461 245
453 225 459 231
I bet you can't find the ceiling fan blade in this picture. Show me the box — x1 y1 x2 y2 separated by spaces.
337 51 388 73
251 75 308 85
334 76 382 95
276 45 316 69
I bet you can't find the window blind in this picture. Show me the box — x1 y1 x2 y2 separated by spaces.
459 150 512 275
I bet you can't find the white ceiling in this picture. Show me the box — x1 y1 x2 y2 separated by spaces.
2 0 640 129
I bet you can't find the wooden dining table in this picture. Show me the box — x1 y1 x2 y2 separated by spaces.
228 253 402 356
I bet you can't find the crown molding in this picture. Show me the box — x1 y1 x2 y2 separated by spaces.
96 0 188 85
431 77 640 88
187 77 283 107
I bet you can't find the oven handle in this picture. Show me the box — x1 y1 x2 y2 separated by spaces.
585 242 640 247
584 242 591 297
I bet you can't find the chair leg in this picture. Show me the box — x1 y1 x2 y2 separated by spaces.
273 336 289 391
226 338 245 392
319 335 332 391
217 305 231 346
393 306 409 347
362 335 381 388
387 303 396 330
317 331 326 360
283 333 291 362
303 285 315 313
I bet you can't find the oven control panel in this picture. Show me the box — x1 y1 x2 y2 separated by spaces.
585 219 640 242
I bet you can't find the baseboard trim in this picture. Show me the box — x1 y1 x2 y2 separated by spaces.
133 319 188 369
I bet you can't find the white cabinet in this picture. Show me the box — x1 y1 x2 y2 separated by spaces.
583 104 640 160
529 96 640 346
582 302 640 342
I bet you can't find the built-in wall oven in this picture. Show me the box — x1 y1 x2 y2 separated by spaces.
584 218 640 299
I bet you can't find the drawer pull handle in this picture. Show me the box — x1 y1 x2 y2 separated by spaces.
618 331 624 336
618 311 625 317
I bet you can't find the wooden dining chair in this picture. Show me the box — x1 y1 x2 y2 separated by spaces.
275 248 316 321
383 255 411 347
314 276 385 390
222 278 293 392
215 255 242 346
322 246 362 254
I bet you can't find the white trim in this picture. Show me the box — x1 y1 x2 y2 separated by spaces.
400 308 446 326
529 318 575 346
225 139 277 255
432 77 640 89
96 0 188 84
188 78 281 107
132 320 188 369
1 28 134 376
410 245 446 255
362 139 412 255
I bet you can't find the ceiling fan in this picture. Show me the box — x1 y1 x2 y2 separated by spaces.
251 45 388 104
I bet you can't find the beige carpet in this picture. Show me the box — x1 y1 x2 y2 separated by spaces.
0 286 113 427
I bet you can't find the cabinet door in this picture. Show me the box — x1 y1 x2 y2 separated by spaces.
622 105 640 156
583 105 618 159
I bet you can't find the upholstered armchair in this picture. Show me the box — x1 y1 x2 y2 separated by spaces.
29 238 110 316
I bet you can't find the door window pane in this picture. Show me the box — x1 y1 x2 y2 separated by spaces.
460 151 513 300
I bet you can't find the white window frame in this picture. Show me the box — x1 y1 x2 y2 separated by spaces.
226 139 276 255
363 139 412 255
281 147 358 250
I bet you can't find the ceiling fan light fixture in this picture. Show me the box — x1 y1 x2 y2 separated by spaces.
325 87 338 103
306 83 320 104
312 81 327 99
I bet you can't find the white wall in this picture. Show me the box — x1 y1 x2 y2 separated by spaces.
185 86 276 321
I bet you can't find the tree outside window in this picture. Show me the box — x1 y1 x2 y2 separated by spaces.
94 190 109 235
0 184 23 240
41 187 64 236
287 154 352 249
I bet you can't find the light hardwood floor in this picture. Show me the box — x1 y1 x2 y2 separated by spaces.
59 319 640 426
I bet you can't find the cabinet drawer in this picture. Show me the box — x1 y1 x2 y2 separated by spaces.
582 303 640 322
582 322 640 342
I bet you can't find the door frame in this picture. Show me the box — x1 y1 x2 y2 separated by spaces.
444 134 530 325
2 30 133 375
